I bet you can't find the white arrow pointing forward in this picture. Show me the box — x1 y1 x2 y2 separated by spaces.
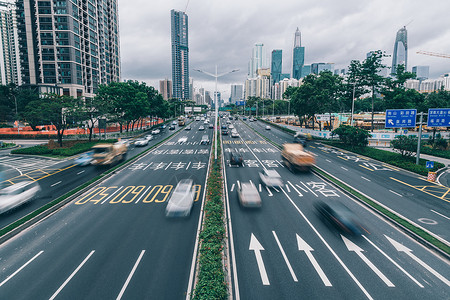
249 233 270 285
342 235 395 287
385 235 450 286
297 234 332 286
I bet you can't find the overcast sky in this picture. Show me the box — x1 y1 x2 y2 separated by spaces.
118 0 450 100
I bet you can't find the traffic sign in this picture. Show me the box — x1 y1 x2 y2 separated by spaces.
385 109 417 128
235 101 246 106
426 161 434 169
427 108 450 127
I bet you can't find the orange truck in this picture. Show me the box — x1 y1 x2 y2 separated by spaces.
281 143 315 172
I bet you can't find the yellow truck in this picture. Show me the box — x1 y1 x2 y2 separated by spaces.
178 117 185 126
281 143 315 172
91 143 127 166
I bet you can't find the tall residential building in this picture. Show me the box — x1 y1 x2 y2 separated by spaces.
171 9 189 100
292 28 305 79
16 0 121 98
391 26 408 75
159 79 172 100
271 50 282 85
0 1 21 86
412 65 429 80
311 63 333 74
248 43 267 78
230 84 243 102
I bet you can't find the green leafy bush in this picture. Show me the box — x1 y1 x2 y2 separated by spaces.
391 135 417 157
12 145 52 155
332 125 371 147
11 139 117 156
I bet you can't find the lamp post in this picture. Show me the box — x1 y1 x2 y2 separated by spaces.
194 67 239 160
12 93 19 135
351 81 356 126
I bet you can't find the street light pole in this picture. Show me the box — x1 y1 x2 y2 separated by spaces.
351 81 356 126
12 94 18 135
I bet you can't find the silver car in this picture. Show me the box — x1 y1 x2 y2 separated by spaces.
165 179 194 217
259 169 283 188
0 181 41 214
238 182 261 208
134 138 149 147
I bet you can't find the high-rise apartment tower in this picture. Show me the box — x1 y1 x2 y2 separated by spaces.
0 1 21 86
171 9 189 100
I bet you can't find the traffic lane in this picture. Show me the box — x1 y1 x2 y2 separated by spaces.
224 143 450 299
0 144 210 299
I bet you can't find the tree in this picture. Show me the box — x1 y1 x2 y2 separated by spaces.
391 135 417 157
382 64 421 109
332 125 371 148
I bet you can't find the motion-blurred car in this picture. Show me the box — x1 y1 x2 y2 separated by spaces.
185 125 191 130
231 130 239 138
208 123 214 129
145 134 153 141
199 125 205 131
238 182 261 208
0 181 41 214
293 132 312 147
178 136 188 143
165 179 194 217
169 125 175 130
151 129 160 135
160 124 167 129
265 125 271 130
74 151 94 166
201 135 210 144
229 151 243 166
259 169 283 188
315 201 362 235
135 138 149 147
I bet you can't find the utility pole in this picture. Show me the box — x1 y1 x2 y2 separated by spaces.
416 112 426 165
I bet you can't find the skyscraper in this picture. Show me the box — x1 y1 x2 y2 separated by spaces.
271 50 282 85
230 84 243 102
412 66 429 80
171 9 189 100
16 0 121 97
0 1 21 86
391 26 408 75
248 43 267 78
292 28 305 79
159 79 172 100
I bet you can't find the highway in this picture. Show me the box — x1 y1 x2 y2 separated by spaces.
0 120 212 299
224 118 449 299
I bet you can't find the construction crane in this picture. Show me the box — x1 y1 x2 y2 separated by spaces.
416 51 450 59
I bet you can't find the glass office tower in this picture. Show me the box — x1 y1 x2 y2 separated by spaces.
271 49 282 85
171 9 190 100
391 26 407 75
292 28 304 79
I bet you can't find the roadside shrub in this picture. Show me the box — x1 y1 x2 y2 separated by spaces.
12 145 52 155
391 135 417 157
332 125 371 148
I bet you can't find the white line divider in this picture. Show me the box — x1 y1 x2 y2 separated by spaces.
116 250 146 300
101 186 123 204
341 235 394 287
230 183 235 192
430 209 450 220
287 181 303 197
249 233 270 285
279 188 373 299
272 231 298 282
389 190 403 197
0 251 44 287
286 185 291 193
49 250 95 300
300 182 318 197
295 183 309 194
237 180 241 190
361 176 371 182
385 235 450 286
362 235 423 288
296 234 331 286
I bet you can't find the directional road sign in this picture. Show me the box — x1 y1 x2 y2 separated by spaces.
385 109 417 128
426 161 434 169
235 101 246 106
427 108 450 127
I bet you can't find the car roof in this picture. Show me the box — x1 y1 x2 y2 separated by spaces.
265 170 280 177
241 183 257 192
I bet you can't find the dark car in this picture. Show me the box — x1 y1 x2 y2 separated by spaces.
229 151 243 166
243 117 247 121
169 125 175 130
315 201 362 235
221 125 227 129
222 129 229 135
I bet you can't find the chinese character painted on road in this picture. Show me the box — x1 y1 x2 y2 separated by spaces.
191 162 207 170
307 181 340 197
171 162 186 170
262 160 278 168
149 162 168 171
245 160 259 167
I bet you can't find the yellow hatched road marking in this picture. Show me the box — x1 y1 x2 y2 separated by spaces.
382 164 401 171
338 156 348 161
1 164 76 185
309 146 316 148
359 164 374 172
390 177 450 203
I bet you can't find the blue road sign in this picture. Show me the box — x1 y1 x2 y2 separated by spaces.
235 101 246 106
427 108 450 127
426 161 434 169
385 109 417 128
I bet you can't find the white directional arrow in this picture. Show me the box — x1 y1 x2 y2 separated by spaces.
388 119 394 125
249 233 270 285
385 235 450 286
297 234 332 286
341 235 395 287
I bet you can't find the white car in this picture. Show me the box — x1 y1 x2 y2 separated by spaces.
259 169 283 188
195 117 200 121
145 134 153 141
201 135 210 144
134 138 149 147
0 181 41 214
178 136 188 143
165 179 195 217
226 120 231 124
172 121 178 125
203 120 209 124
199 125 205 131
231 130 239 138
201 117 205 121
238 182 261 208
151 129 161 135
265 125 271 130
228 124 234 129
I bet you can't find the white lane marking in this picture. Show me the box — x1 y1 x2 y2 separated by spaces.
287 181 303 197
341 167 348 171
276 160 285 167
249 180 254 186
76 170 85 175
249 234 270 285
273 231 298 282
326 159 331 163
143 162 153 170
389 190 403 197
295 184 308 194
279 188 373 299
51 181 62 187
259 184 262 192
135 186 152 204
430 209 450 220
362 235 423 288
165 162 173 170
186 161 191 170
101 186 123 204
116 250 146 300
273 187 279 192
286 185 291 193
230 184 235 192
296 234 331 286
300 182 318 197
385 235 450 286
342 236 395 287
361 176 371 182
237 180 241 190
266 186 273 196
0 251 44 287
309 152 318 157
49 250 95 300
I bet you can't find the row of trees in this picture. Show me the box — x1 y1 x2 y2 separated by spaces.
284 51 450 131
0 81 187 146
